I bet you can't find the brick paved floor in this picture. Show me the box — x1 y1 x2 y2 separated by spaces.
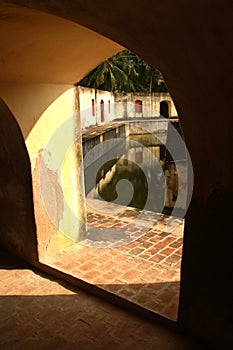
42 201 184 321
0 249 208 350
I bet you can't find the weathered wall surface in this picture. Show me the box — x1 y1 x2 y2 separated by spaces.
0 0 233 347
77 86 114 129
25 87 86 258
0 1 121 259
114 92 178 119
78 88 177 130
0 84 87 259
96 89 115 124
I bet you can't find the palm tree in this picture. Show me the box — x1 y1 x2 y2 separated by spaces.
77 50 167 93
136 58 168 93
77 50 140 92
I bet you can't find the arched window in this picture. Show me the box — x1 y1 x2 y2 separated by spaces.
135 100 143 114
100 99 104 122
92 98 95 116
160 101 169 118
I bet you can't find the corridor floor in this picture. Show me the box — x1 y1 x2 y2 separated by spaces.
43 201 184 321
0 249 209 349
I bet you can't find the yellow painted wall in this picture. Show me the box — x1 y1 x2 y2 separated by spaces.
0 83 86 256
0 83 72 138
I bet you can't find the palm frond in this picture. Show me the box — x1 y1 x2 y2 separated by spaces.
77 49 167 93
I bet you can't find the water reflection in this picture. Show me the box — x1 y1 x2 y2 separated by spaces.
82 117 191 219
86 133 179 216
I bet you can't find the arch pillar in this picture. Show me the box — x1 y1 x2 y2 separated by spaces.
0 98 37 262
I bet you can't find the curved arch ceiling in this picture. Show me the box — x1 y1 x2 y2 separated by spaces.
1 0 232 152
2 0 232 100
0 2 123 83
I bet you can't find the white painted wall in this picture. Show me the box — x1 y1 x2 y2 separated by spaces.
114 92 178 119
77 88 178 130
77 86 114 129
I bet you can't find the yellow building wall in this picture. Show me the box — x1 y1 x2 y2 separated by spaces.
0 83 86 257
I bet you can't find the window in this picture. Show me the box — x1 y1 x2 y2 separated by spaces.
135 100 143 113
160 101 169 118
92 99 95 116
100 99 104 122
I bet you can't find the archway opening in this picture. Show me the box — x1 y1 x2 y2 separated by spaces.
160 100 169 118
39 50 187 323
0 3 189 324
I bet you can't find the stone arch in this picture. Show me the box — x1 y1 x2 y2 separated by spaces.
0 98 38 263
1 2 233 347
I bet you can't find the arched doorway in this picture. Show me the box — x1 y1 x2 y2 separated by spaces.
135 99 143 116
0 1 232 347
160 100 169 118
0 3 186 325
100 99 105 122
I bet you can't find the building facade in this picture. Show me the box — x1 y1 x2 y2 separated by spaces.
78 86 178 130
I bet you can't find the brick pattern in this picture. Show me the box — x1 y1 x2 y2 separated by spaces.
0 253 206 350
43 205 184 322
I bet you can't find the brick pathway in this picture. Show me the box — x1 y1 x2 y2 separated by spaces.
0 249 208 349
42 201 184 321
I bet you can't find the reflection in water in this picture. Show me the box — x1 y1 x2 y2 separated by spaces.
82 119 189 218
97 158 149 210
86 132 180 216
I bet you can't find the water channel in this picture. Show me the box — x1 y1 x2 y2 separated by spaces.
83 119 187 218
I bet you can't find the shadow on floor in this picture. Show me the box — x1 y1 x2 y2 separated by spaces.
0 294 209 350
0 246 30 269
0 261 211 350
